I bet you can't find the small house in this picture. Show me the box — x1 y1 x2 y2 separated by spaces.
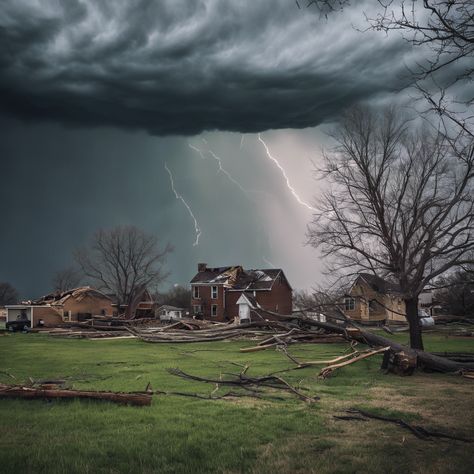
157 305 185 322
343 273 406 323
5 286 114 328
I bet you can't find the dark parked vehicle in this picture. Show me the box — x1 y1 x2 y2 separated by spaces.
6 318 31 332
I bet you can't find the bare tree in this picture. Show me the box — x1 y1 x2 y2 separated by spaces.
51 267 83 293
434 263 474 317
368 1 473 82
0 282 19 305
369 1 474 142
307 105 474 349
75 226 173 317
308 1 474 137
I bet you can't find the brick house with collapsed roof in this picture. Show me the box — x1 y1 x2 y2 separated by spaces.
343 273 406 323
5 286 114 328
190 263 292 321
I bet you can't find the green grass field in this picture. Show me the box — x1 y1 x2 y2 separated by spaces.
0 331 473 474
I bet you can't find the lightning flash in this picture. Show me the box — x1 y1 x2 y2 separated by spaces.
257 133 315 212
188 142 258 197
165 162 201 246
188 144 206 160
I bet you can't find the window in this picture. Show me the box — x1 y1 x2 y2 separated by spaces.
344 297 355 311
193 305 202 314
193 286 200 299
211 304 218 317
211 286 218 299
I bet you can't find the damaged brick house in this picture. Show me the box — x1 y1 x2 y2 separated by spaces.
190 263 292 322
343 273 406 323
5 287 114 328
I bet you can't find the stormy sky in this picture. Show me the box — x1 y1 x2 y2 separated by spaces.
0 0 443 298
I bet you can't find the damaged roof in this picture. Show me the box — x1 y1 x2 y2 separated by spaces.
190 266 290 291
29 286 112 306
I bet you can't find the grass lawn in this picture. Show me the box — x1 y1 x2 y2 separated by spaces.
0 331 473 474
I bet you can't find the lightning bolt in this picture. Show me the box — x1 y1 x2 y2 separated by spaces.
164 162 201 247
257 133 315 212
188 144 206 160
188 142 261 197
207 150 253 195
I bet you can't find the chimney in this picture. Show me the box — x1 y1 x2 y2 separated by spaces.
198 263 207 272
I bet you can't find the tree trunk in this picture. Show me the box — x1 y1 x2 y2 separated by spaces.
405 297 423 350
256 309 474 373
0 383 152 406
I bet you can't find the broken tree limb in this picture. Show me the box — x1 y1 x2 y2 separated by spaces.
319 346 390 378
343 408 472 442
166 368 318 403
254 309 474 373
0 383 152 406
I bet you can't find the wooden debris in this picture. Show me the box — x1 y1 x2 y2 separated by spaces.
318 347 390 378
256 310 474 374
459 369 474 380
128 320 312 344
0 383 152 406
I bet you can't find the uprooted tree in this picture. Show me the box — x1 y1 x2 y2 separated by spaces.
307 105 474 350
75 225 173 317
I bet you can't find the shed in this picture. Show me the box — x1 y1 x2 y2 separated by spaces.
158 305 186 322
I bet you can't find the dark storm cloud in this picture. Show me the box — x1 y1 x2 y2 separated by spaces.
0 0 414 135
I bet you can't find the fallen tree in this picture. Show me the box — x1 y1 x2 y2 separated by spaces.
0 383 152 406
256 308 474 374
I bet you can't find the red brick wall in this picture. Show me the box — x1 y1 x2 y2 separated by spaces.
256 278 293 315
191 284 225 320
32 307 63 327
63 295 114 319
224 280 292 320
191 277 293 321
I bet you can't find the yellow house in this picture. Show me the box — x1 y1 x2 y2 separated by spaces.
343 273 406 323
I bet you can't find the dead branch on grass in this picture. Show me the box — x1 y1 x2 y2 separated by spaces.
338 409 472 443
166 368 318 403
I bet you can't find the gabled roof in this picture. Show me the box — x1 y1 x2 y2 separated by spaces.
236 292 260 308
356 273 401 295
190 265 291 291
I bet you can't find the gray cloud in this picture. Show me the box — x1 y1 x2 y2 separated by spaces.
0 0 415 135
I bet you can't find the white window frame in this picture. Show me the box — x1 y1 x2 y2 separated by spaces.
344 297 355 311
193 305 202 314
211 286 218 299
211 304 218 317
193 286 200 299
